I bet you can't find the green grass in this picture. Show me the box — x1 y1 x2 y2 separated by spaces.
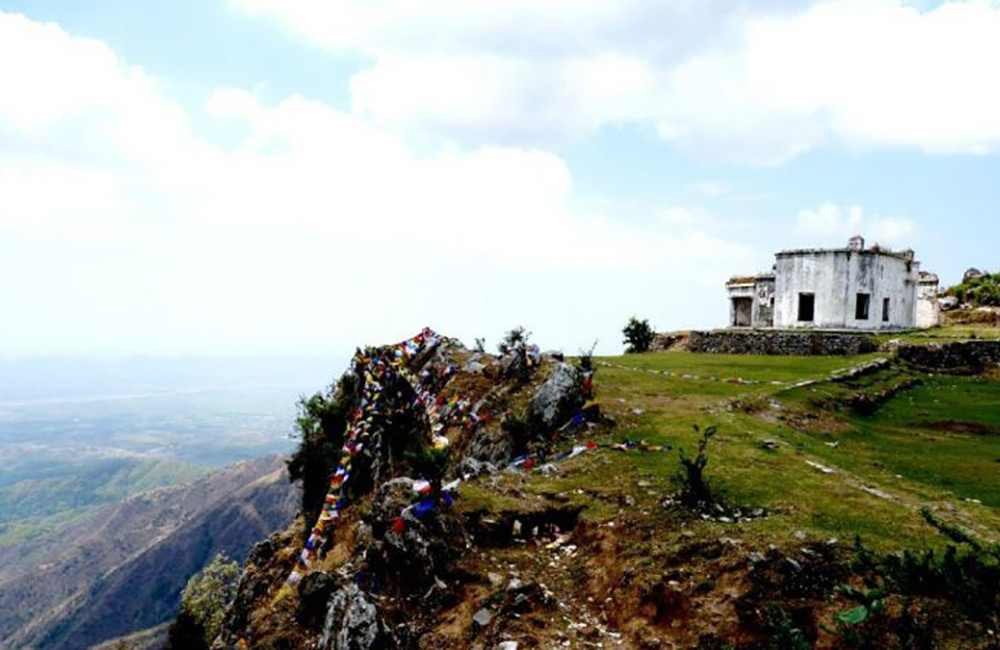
872 324 1000 344
574 350 1000 552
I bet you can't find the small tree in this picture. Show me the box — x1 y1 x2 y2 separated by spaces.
577 340 598 373
286 373 357 521
675 425 718 508
168 552 241 649
498 327 535 381
622 317 655 353
497 327 531 355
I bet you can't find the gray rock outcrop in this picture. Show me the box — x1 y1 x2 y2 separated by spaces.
320 583 391 650
528 362 584 428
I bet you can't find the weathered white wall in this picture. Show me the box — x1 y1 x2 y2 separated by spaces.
752 277 775 327
773 250 918 330
727 282 754 327
916 278 941 329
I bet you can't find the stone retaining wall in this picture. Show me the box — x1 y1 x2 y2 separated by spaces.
687 329 880 356
895 340 1000 373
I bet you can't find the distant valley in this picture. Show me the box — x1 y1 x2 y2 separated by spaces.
0 455 299 650
0 357 339 648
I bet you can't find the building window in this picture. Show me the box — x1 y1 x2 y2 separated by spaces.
856 293 871 320
798 293 815 322
882 297 890 322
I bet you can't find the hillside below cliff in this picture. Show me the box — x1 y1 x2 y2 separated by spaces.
0 455 299 650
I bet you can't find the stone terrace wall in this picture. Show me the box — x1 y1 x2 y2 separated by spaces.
895 341 1000 373
688 330 880 356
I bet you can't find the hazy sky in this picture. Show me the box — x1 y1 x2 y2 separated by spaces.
2 0 999 358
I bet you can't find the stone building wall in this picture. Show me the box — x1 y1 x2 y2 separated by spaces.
773 249 918 330
895 341 1000 373
688 330 879 356
916 274 941 329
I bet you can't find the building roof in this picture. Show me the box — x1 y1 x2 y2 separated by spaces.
776 243 917 262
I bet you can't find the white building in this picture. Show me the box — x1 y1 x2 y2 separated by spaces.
726 236 940 330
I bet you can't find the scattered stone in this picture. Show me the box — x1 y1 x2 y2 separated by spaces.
473 608 492 627
507 578 523 592
805 460 836 474
860 485 894 501
497 642 519 650
762 440 780 451
794 530 806 540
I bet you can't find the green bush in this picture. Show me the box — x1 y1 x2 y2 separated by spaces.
497 326 531 355
850 511 1000 626
501 412 546 457
286 373 357 522
622 316 655 353
167 553 240 649
948 271 1000 307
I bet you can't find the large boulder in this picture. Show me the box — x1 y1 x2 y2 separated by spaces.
298 571 339 627
466 428 514 466
528 363 584 428
320 583 392 650
939 295 959 311
964 268 987 283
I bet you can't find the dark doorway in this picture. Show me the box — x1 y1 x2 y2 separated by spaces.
798 293 815 322
732 298 752 327
882 297 890 322
856 293 871 321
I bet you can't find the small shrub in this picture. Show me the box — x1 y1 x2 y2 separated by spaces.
286 373 357 520
498 326 537 381
764 603 812 650
167 553 240 650
622 316 655 353
577 340 597 373
850 516 1000 626
497 327 531 355
501 412 546 456
675 424 719 509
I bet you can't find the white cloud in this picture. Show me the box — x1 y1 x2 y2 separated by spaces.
796 202 916 246
233 0 1000 162
0 10 758 357
688 181 731 198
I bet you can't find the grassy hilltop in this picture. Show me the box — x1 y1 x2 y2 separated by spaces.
213 326 1000 650
448 328 1000 647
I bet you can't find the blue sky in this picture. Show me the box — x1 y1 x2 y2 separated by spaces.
1 0 999 358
